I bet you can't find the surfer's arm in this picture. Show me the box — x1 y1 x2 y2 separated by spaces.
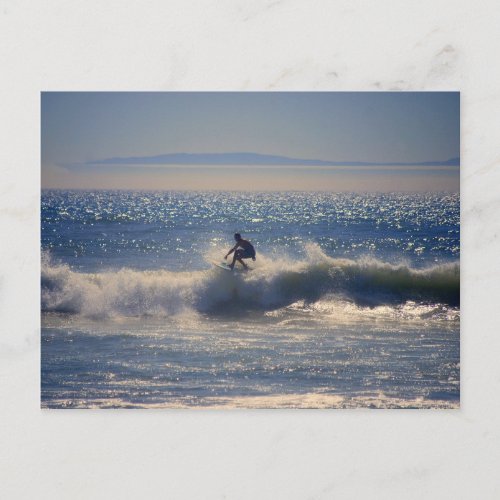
225 244 238 258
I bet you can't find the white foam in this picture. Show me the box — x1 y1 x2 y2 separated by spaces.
41 245 459 319
41 392 459 409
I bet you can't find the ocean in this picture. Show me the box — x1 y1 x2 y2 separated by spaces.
41 190 460 408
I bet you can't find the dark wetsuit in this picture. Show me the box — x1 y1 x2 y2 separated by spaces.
237 239 256 259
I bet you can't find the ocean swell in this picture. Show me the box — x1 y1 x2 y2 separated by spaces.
41 246 459 319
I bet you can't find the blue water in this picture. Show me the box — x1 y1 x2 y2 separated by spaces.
41 190 460 408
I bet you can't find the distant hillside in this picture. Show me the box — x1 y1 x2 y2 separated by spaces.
87 152 460 167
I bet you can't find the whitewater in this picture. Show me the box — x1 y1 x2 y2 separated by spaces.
42 246 459 319
41 190 460 408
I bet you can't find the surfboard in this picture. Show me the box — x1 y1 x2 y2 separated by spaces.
213 262 233 271
213 262 251 272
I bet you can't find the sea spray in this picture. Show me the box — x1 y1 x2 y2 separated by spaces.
42 245 459 319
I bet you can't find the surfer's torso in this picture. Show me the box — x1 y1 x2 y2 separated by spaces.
236 239 256 257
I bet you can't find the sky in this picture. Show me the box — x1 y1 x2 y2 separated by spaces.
41 92 460 191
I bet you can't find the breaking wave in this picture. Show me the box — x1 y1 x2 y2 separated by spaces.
41 245 459 319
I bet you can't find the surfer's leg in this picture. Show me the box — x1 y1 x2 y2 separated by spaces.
232 250 248 269
229 250 240 269
236 250 248 269
237 257 248 269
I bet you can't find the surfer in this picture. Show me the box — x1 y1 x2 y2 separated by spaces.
225 233 256 270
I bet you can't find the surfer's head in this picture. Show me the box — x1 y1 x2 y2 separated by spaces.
234 233 241 241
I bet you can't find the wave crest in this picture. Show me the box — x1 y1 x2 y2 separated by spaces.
41 246 459 319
